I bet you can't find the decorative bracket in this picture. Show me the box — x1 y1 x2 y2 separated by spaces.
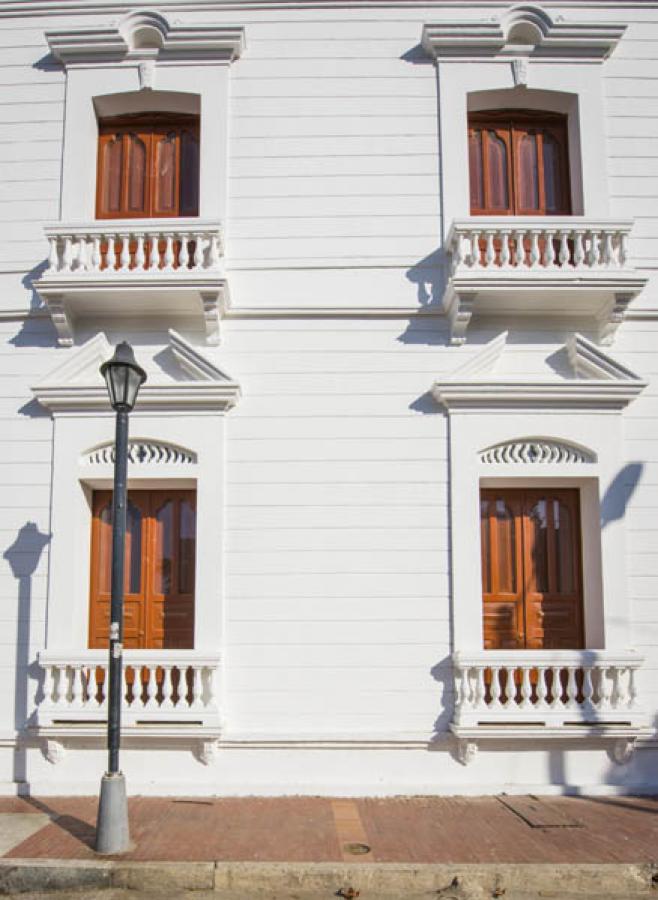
201 290 224 346
597 292 634 347
455 737 478 766
44 739 66 765
448 291 476 346
197 739 220 766
511 57 529 87
612 737 637 766
44 294 73 348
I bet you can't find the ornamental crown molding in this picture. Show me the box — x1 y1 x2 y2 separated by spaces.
46 10 245 66
32 331 240 413
422 4 625 61
432 331 646 411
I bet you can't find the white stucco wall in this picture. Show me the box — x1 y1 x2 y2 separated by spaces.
0 0 657 795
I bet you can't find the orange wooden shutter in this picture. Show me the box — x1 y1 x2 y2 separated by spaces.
89 489 196 650
480 488 583 650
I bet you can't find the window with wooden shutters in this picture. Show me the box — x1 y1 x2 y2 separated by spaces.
468 111 571 216
480 488 584 650
96 115 200 219
89 489 196 649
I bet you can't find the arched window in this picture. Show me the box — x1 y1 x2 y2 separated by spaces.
468 110 570 216
96 113 200 219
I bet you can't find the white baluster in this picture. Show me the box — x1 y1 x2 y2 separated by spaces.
209 232 221 269
610 666 622 708
459 666 470 709
161 666 174 709
70 665 82 708
163 234 175 272
53 665 65 706
206 666 217 709
135 233 145 272
475 667 486 709
178 233 189 270
119 233 131 271
484 231 495 268
600 666 612 710
514 230 525 267
62 235 73 272
587 230 600 267
193 233 204 270
535 666 547 708
47 236 59 272
573 230 585 269
91 235 102 272
583 667 594 709
619 231 629 268
543 230 556 268
566 667 578 709
107 234 116 271
452 232 464 273
75 234 87 271
602 230 614 267
529 230 541 268
628 667 638 709
520 667 532 708
558 230 570 267
499 230 511 268
42 665 54 706
191 666 202 709
149 232 160 270
490 666 501 707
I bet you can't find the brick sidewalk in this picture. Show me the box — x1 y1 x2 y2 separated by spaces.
0 795 656 864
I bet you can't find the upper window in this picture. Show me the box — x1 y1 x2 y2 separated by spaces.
468 111 570 216
96 114 200 219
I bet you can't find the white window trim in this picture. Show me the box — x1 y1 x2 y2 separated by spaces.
46 11 245 224
421 4 625 237
31 330 240 658
431 331 646 654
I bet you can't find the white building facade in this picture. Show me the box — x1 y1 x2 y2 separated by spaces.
1 0 657 796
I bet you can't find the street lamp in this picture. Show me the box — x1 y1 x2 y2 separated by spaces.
95 341 146 855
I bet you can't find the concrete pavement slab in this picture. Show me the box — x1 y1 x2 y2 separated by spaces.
0 816 49 857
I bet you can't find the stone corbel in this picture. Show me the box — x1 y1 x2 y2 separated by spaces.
612 737 637 766
455 737 477 766
44 294 74 348
44 739 66 765
597 292 633 346
448 292 476 346
197 739 219 766
200 288 226 346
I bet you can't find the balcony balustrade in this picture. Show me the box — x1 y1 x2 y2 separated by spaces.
36 650 221 729
450 650 646 765
35 219 226 346
442 217 647 345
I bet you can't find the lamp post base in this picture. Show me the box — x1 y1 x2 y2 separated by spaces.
95 772 131 855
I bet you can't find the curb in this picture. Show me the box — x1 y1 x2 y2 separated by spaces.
0 859 655 895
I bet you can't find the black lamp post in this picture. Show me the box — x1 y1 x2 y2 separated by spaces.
95 341 146 855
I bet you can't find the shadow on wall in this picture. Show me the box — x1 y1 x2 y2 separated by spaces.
10 262 58 351
397 251 450 348
3 523 51 789
429 655 456 738
600 462 643 529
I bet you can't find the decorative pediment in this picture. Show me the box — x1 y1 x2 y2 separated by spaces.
32 332 240 413
422 5 625 61
432 332 646 411
479 439 595 465
46 11 245 66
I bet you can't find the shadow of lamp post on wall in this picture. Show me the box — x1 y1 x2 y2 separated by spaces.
95 342 146 855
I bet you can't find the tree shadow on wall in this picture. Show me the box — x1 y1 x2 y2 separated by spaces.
3 523 51 790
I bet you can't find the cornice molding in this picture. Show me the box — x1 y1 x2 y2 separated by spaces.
422 4 625 61
567 332 640 381
46 10 245 66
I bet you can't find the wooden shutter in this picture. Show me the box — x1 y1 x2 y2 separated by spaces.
480 488 583 650
96 117 199 219
89 489 196 650
469 111 571 216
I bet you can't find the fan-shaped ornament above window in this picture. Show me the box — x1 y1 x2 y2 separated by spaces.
85 440 197 466
479 439 595 465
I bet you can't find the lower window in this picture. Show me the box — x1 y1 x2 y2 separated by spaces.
480 488 583 650
89 488 196 649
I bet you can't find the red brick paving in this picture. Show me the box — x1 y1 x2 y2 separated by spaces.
2 795 657 864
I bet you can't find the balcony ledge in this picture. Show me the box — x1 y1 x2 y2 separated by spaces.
35 219 226 346
443 218 647 345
